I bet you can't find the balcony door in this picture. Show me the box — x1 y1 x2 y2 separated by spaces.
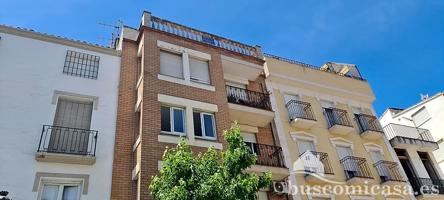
226 82 248 102
336 146 357 178
297 140 320 173
418 152 441 181
48 97 93 155
242 132 259 154
369 150 390 181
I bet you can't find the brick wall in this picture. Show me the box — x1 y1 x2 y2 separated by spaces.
112 27 282 200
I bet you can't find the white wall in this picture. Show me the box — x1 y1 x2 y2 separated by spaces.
0 32 120 199
379 95 444 178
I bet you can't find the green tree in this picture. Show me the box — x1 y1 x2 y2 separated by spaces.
149 122 272 200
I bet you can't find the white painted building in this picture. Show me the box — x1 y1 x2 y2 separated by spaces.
0 25 121 200
380 92 444 198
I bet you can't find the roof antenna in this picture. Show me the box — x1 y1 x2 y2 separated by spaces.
99 20 123 49
420 93 429 101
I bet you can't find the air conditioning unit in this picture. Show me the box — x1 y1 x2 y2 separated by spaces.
272 181 289 195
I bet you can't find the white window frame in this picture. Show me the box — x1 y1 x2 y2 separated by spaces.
157 40 214 91
161 106 186 136
194 111 216 140
38 179 82 200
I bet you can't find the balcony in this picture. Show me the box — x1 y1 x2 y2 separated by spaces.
383 123 438 151
286 100 316 129
36 125 98 165
373 160 405 184
409 178 444 196
300 151 335 183
324 108 354 135
245 142 289 180
355 114 384 140
226 85 274 127
340 156 373 184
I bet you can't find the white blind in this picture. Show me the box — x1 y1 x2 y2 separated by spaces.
284 94 299 104
241 132 257 143
160 51 183 79
190 57 210 84
369 151 384 163
297 140 316 154
336 146 353 159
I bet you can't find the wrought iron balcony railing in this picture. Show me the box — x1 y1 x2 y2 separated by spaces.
383 123 438 150
373 160 405 183
324 108 352 128
245 142 286 168
340 156 373 180
409 177 444 195
299 151 334 175
226 85 272 110
147 15 262 58
286 100 316 121
355 114 384 133
37 125 98 156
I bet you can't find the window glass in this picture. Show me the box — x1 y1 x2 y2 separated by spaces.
41 185 59 200
193 112 202 137
62 186 79 200
160 51 183 79
173 108 185 133
203 114 215 137
190 57 210 84
161 106 171 132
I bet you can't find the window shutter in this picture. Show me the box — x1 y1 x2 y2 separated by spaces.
53 98 93 129
160 51 183 79
241 132 257 143
189 57 210 84
284 94 299 104
412 107 430 126
297 140 316 154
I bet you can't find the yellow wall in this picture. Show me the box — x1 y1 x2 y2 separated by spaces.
266 57 412 200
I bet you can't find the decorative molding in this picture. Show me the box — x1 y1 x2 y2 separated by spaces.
52 90 99 110
158 94 218 112
330 137 354 149
290 131 317 144
33 172 89 194
363 142 384 155
157 74 215 91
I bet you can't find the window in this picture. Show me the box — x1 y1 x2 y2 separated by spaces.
284 94 299 104
412 107 430 126
297 140 316 154
241 132 259 154
40 183 80 200
193 111 216 139
160 51 183 79
189 57 210 84
161 106 185 135
63 50 100 79
49 97 94 154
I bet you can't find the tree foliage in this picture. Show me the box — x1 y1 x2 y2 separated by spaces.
149 122 272 200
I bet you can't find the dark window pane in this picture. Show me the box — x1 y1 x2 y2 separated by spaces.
161 107 171 132
173 109 184 133
193 112 202 136
203 114 215 137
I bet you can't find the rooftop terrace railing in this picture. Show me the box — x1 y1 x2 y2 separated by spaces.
146 15 262 58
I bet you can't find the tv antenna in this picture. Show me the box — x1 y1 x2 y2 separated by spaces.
98 20 123 48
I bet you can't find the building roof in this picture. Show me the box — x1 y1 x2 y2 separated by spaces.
0 24 120 56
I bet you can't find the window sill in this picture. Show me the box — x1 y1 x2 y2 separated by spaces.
158 134 222 149
195 136 217 142
158 74 215 91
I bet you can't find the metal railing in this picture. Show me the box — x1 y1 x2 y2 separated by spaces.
409 177 444 195
383 123 438 149
148 16 262 58
286 100 316 121
263 53 366 81
373 160 405 183
226 85 271 110
324 108 353 128
37 125 98 156
299 151 334 175
245 142 286 168
340 156 373 180
355 114 383 134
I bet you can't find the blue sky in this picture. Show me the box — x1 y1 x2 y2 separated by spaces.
2 0 443 115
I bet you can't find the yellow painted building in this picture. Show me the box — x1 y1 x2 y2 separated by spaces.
264 54 413 200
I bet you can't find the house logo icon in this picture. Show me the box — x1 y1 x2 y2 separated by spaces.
293 151 325 176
